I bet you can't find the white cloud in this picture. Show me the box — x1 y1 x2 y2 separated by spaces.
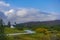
4 8 60 24
17 8 28 17
5 9 15 16
16 8 39 17
0 1 10 12
4 9 16 21
0 1 10 7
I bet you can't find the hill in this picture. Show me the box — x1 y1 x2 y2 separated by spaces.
15 20 60 29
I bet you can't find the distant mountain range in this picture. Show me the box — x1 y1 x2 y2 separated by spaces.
16 20 60 28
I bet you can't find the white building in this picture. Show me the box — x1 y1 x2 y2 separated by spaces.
10 25 14 28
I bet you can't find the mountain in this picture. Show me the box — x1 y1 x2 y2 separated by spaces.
15 20 60 28
41 20 60 26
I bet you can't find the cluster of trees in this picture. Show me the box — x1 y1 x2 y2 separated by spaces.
0 18 13 40
0 18 6 40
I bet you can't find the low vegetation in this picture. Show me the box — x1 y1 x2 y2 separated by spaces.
4 25 60 40
0 18 60 40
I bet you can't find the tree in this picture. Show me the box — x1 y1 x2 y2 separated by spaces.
8 21 11 27
15 22 16 25
0 18 3 27
0 18 6 40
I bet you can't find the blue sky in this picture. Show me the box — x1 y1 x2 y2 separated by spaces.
0 0 60 24
3 0 60 13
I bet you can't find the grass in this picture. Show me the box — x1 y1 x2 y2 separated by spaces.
3 27 60 40
4 27 24 34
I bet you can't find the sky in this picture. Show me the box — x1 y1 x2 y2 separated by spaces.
0 0 60 24
3 0 60 13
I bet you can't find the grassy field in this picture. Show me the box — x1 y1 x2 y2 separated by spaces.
4 27 60 40
4 27 24 34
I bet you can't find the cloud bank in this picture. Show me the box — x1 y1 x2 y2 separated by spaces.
0 1 60 24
